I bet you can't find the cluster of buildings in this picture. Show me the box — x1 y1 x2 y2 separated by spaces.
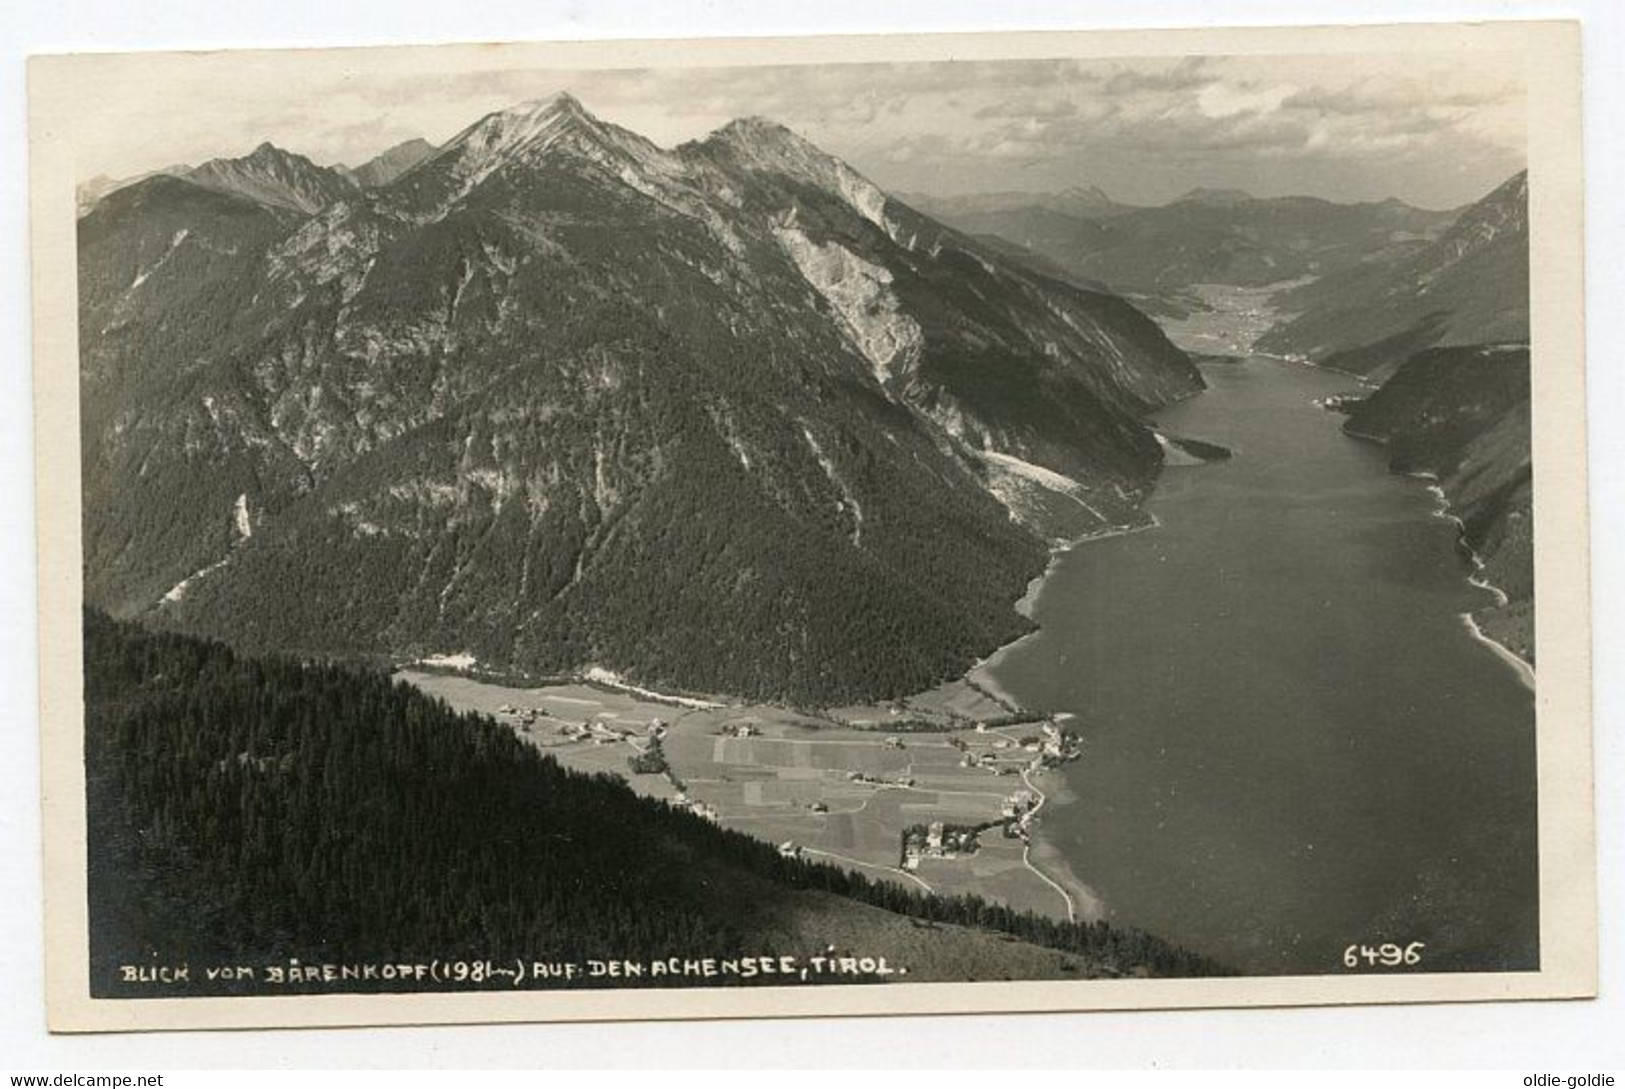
672 791 719 822
846 770 915 788
494 701 672 749
496 703 542 726
556 721 634 745
900 820 981 870
990 721 1084 766
1000 789 1036 820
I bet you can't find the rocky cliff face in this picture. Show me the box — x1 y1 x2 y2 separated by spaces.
78 93 1202 703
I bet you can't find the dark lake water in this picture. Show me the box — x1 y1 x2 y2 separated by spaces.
985 356 1538 975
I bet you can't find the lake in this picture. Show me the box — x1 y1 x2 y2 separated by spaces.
984 354 1539 975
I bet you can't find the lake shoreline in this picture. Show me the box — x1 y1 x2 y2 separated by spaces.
970 515 1162 710
1340 433 1537 687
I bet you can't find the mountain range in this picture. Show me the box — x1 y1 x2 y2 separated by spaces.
1257 171 1529 377
78 93 1201 705
76 137 443 215
907 186 1458 311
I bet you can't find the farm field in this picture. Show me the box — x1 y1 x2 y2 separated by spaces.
398 670 1076 919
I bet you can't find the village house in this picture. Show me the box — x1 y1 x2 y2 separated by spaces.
1001 790 1036 819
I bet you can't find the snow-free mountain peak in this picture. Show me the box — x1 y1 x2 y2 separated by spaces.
445 91 605 160
701 116 842 176
417 90 683 203
186 141 359 214
350 137 438 188
1057 184 1118 210
1174 186 1255 207
695 116 894 234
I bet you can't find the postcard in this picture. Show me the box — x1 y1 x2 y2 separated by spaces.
27 19 1593 1031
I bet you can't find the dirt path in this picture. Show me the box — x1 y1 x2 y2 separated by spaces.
800 846 935 894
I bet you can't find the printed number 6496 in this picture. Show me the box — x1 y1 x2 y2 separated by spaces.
1343 942 1425 968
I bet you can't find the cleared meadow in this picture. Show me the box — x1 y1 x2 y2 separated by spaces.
399 670 1072 919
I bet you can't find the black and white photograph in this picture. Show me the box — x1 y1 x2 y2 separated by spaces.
24 18 1594 1033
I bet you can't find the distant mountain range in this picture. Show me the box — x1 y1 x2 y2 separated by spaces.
900 185 1130 221
1257 171 1529 378
905 185 1457 306
76 137 443 215
78 93 1201 704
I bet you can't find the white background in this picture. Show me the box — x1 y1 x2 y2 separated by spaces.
1 0 1619 1070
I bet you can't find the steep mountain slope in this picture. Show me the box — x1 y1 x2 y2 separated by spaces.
78 94 1201 704
911 188 1455 302
86 612 1222 996
186 142 361 214
1258 172 1528 377
346 137 438 188
1341 345 1533 661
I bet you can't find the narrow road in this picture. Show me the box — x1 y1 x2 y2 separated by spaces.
800 846 935 894
1018 764 1077 922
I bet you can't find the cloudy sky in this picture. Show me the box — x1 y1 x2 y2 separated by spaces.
78 51 1525 209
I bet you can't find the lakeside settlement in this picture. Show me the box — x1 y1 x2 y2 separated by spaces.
400 667 1093 921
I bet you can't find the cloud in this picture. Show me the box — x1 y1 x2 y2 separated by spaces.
77 50 1526 209
1196 81 1296 120
1100 56 1214 95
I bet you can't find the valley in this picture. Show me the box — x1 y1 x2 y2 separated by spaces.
976 265 1536 974
395 258 1536 970
400 668 1093 920
74 87 1537 983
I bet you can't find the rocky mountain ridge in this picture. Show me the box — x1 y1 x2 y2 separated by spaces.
78 93 1202 704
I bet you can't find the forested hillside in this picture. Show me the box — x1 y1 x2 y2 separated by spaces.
85 613 1225 996
79 94 1202 706
1342 346 1534 661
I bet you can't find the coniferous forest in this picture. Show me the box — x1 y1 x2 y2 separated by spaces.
84 611 1225 997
